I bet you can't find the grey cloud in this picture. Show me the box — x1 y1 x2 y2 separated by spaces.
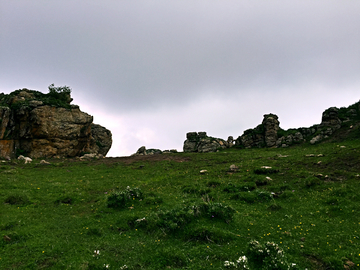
1 1 360 155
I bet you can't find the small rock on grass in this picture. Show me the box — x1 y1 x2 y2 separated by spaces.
229 164 239 172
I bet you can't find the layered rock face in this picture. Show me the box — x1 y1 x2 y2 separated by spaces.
183 100 359 152
263 114 280 147
235 114 280 149
0 89 112 159
183 132 233 153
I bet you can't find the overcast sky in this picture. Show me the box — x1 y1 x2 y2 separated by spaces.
1 1 360 156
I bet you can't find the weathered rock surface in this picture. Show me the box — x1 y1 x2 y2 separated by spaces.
183 132 229 153
132 146 164 156
88 124 113 156
0 89 112 158
320 107 342 130
234 100 360 149
263 114 280 147
235 114 279 149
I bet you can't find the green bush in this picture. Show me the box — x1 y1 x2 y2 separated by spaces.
205 202 235 223
184 226 234 243
106 186 144 209
4 194 30 205
246 240 298 270
254 168 279 175
223 182 256 193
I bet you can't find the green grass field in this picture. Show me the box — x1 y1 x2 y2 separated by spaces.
1 139 360 269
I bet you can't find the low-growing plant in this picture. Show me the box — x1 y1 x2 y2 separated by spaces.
184 226 234 243
223 182 256 193
182 185 210 195
54 196 74 205
144 195 163 205
206 180 221 188
231 190 275 204
4 194 30 205
254 167 279 175
304 176 322 188
106 186 144 209
205 202 235 223
224 240 299 269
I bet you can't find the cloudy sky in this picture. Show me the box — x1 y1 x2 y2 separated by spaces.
1 1 360 156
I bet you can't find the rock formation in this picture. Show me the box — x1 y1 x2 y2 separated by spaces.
263 114 280 147
183 132 230 153
235 114 280 149
0 88 112 159
184 100 360 152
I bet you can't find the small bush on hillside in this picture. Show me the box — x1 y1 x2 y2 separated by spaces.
184 226 234 243
205 202 235 223
206 180 221 188
106 186 144 209
223 182 256 193
181 185 210 195
304 176 322 188
254 168 279 175
144 195 163 205
246 240 298 270
255 178 269 186
4 194 30 205
54 196 74 205
146 247 187 269
225 240 299 269
133 202 235 232
231 190 274 204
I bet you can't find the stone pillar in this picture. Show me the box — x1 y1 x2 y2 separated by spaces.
262 114 280 147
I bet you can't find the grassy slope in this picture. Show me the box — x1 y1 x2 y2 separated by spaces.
1 139 360 269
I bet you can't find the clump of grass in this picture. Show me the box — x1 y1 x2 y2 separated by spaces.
145 247 187 269
231 190 275 204
135 201 235 232
86 228 102 237
182 185 210 195
4 194 30 205
254 168 279 175
144 195 163 205
255 177 269 186
106 186 144 209
206 180 221 188
267 202 282 211
184 226 234 243
54 196 74 205
304 176 322 188
223 182 256 193
205 202 235 223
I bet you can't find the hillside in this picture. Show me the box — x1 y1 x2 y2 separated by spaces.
1 136 360 269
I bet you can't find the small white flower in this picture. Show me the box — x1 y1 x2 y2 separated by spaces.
93 250 100 256
104 264 109 268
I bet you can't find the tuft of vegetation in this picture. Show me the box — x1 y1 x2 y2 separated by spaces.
106 186 144 209
0 84 73 110
4 194 30 205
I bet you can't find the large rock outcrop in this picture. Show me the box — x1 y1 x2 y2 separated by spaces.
0 89 112 159
235 114 280 149
183 132 233 153
182 101 360 153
